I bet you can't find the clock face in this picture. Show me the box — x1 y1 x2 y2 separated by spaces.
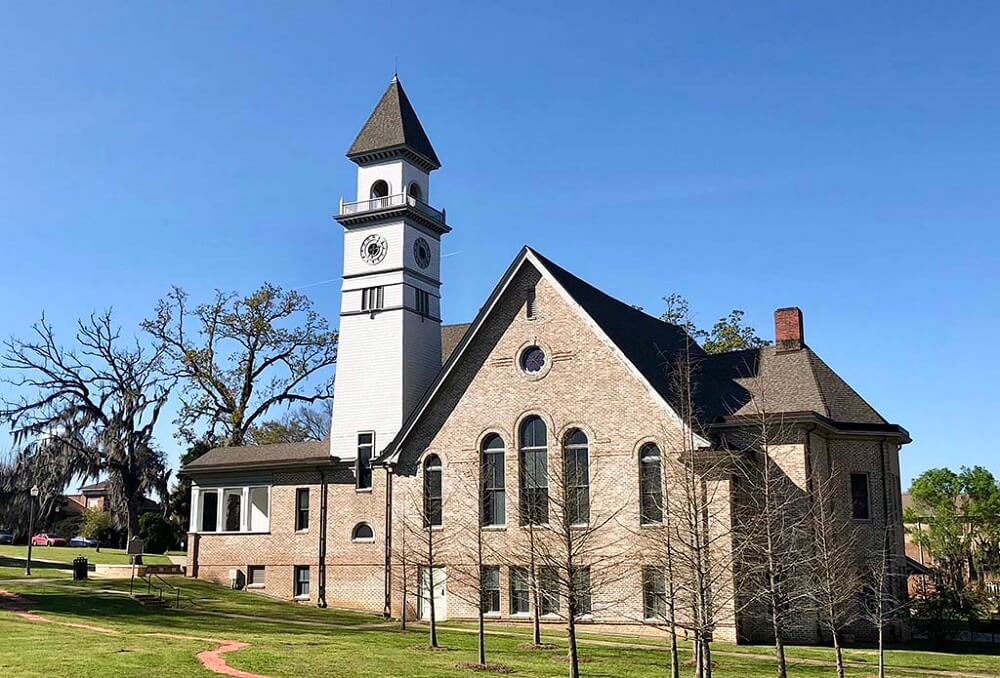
413 237 431 269
360 234 388 265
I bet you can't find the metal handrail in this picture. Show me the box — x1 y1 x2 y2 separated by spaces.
339 193 445 223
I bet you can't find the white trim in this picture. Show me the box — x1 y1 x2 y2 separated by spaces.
384 248 709 463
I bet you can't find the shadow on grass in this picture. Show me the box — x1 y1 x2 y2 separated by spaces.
0 556 70 572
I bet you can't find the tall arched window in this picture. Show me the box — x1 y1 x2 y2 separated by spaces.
639 443 663 525
519 416 548 525
481 434 505 527
370 179 389 201
423 454 442 527
407 182 422 201
563 429 590 525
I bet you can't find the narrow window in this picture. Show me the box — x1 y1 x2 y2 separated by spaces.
525 287 537 319
539 567 560 616
850 473 871 520
572 566 592 617
407 182 422 201
640 443 664 525
481 566 501 614
295 488 310 531
352 523 374 542
294 565 310 597
564 429 590 525
357 433 374 490
415 288 430 316
223 488 243 532
481 434 506 527
248 486 269 532
510 567 530 615
519 416 548 525
200 491 218 533
361 286 384 312
642 566 667 620
424 454 443 527
248 565 266 586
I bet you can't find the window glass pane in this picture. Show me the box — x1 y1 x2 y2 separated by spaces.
565 431 590 525
424 455 442 526
296 488 310 531
200 491 218 532
353 523 374 541
643 566 667 620
640 444 664 524
540 567 560 615
357 433 374 489
573 567 592 617
510 567 530 614
249 487 269 532
482 435 506 527
851 473 871 520
223 490 242 532
481 566 501 613
248 566 266 586
295 566 310 596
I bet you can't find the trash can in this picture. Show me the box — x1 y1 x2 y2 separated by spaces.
72 556 88 581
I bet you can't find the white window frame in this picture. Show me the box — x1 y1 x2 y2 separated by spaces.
191 484 271 534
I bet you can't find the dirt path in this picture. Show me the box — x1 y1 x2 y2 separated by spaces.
0 588 272 678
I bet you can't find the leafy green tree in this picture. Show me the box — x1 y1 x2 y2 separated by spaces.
143 284 337 446
660 294 770 354
138 512 176 554
79 508 114 545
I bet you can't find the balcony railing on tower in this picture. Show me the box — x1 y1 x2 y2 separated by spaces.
339 193 446 224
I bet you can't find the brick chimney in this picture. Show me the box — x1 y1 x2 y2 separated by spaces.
774 307 804 352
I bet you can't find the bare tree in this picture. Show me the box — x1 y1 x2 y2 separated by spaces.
1 313 170 542
861 527 908 678
142 284 337 446
736 376 816 678
397 455 452 649
808 455 863 678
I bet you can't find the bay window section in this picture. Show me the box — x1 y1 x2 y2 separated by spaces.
193 485 271 533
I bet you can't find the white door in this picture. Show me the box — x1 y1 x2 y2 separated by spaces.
418 566 448 621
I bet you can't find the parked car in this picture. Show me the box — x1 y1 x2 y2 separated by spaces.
31 533 66 547
68 536 97 548
0 531 13 545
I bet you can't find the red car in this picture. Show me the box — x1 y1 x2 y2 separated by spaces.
31 533 66 547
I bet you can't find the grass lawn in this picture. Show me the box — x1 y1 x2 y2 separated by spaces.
0 544 171 566
0 576 997 677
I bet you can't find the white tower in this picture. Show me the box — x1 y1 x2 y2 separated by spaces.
329 76 450 474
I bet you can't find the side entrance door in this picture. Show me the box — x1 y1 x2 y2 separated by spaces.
418 566 448 621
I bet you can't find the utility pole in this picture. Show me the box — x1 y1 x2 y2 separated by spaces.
24 485 39 576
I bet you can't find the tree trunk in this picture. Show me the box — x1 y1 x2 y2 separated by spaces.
125 499 140 546
702 634 714 678
478 607 486 666
878 623 885 678
567 614 580 678
832 628 845 678
770 587 787 678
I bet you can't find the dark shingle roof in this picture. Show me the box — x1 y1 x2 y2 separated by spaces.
347 76 440 169
441 323 471 363
183 440 331 473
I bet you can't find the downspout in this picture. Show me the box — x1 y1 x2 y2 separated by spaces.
384 465 394 618
318 467 328 608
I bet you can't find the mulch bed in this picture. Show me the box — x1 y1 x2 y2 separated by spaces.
455 662 514 674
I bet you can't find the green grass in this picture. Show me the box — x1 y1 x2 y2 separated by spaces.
0 544 171 566
0 576 997 677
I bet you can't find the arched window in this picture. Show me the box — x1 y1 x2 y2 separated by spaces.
423 454 442 527
639 443 663 525
370 180 389 199
352 522 374 542
481 434 505 527
563 429 590 525
519 416 548 525
407 182 422 201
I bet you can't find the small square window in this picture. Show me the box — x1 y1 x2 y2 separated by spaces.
294 565 310 597
248 565 266 586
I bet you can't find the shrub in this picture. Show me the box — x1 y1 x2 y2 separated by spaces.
138 513 176 554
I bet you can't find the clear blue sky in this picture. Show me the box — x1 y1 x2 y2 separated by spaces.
1 3 997 488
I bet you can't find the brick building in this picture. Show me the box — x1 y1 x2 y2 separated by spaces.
183 77 910 643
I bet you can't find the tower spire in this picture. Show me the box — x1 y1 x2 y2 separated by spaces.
347 77 440 170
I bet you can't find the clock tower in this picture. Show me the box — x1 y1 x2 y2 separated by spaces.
329 76 450 471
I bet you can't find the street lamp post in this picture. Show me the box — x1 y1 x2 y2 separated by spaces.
25 485 39 576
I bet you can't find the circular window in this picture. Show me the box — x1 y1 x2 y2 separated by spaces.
520 346 546 374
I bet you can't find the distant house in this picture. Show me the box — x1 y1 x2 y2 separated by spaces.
63 481 160 517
